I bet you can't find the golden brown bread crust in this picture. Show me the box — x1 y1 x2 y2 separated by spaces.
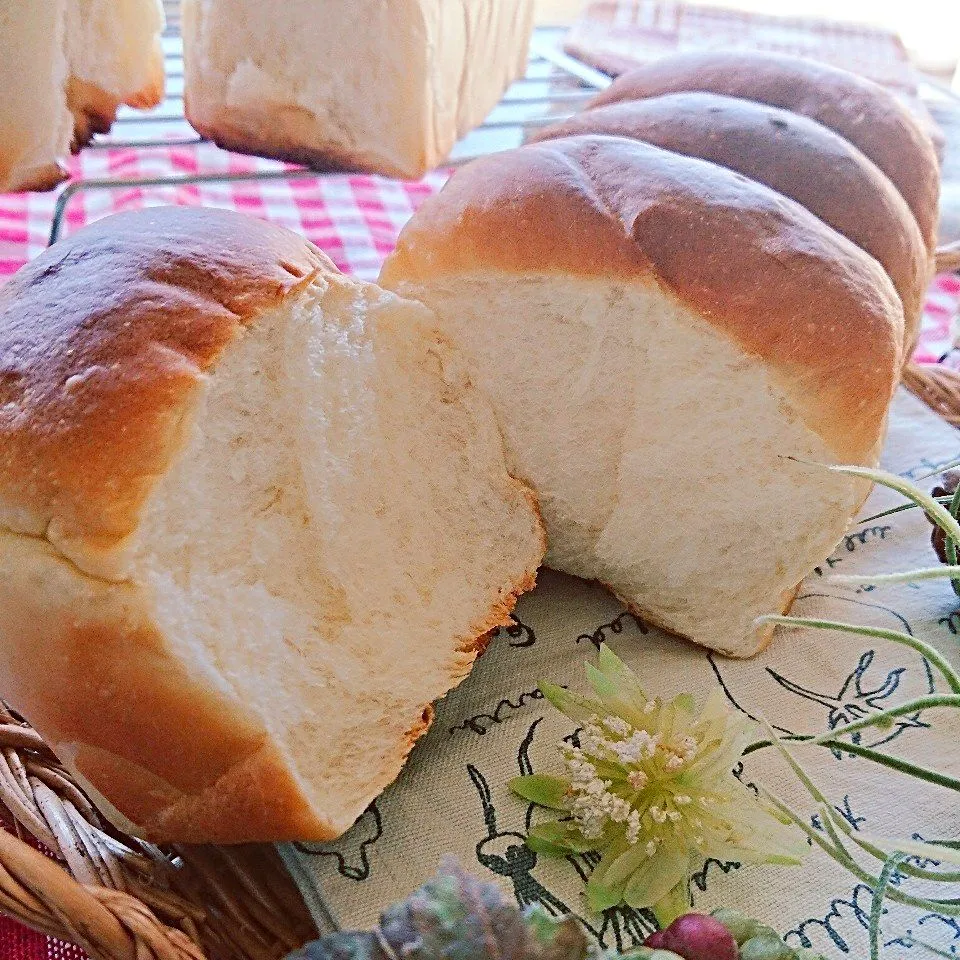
67 78 122 149
0 529 540 843
0 160 68 194
588 50 941 249
0 207 331 578
70 36 166 139
184 94 430 180
532 92 930 352
381 135 903 464
185 97 431 179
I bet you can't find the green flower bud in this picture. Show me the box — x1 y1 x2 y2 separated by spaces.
619 948 684 960
710 908 762 945
740 934 795 960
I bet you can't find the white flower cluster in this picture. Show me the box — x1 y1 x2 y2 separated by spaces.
560 712 703 852
564 748 632 840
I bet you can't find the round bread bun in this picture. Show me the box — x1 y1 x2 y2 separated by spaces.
532 91 930 351
588 50 941 249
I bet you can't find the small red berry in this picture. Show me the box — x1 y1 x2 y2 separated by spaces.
654 913 740 960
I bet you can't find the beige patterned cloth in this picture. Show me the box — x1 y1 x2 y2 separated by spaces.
282 389 960 958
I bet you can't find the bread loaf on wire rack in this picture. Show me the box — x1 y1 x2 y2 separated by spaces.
181 0 536 178
0 0 165 192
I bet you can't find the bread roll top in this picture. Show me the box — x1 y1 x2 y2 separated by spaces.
0 207 330 579
532 92 929 349
381 135 904 463
588 50 940 248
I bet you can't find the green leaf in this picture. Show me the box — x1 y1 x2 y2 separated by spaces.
509 775 570 810
623 853 688 911
539 681 602 723
527 820 600 854
596 645 647 699
672 693 696 715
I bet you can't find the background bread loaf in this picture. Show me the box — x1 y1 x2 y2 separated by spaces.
533 90 931 351
0 207 544 843
588 50 941 251
182 0 536 179
0 0 164 193
381 134 905 657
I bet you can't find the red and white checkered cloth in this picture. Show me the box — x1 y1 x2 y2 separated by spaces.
2 143 956 361
0 140 958 960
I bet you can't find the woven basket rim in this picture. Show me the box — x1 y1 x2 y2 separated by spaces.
0 701 316 960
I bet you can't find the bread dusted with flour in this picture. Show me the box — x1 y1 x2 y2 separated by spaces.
182 0 536 178
588 50 941 251
0 0 164 192
381 135 904 657
533 91 930 351
0 207 544 843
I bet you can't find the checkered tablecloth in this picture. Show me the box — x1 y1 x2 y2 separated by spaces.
0 138 959 960
2 144 957 360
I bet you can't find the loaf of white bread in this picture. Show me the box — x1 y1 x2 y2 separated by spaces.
0 207 544 843
0 0 165 192
381 54 924 657
182 0 536 179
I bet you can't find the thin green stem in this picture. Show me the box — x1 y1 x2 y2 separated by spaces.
757 616 960 693
833 817 960 882
829 566 960 586
816 740 960 790
859 834 960 869
870 853 908 960
810 695 960 744
904 458 960 482
857 496 953 525
761 791 960 915
947 482 960 597
822 464 960 545
904 936 960 958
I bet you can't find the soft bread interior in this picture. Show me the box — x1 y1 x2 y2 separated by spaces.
387 274 867 656
131 275 542 833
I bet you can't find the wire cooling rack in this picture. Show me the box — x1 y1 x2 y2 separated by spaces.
47 0 610 244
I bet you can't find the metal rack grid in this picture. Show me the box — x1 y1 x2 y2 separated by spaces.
47 0 610 244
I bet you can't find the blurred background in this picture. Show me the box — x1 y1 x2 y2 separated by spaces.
536 0 960 80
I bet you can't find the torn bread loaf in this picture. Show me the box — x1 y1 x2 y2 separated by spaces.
533 91 930 351
182 0 536 179
381 135 904 658
0 207 544 843
0 0 165 192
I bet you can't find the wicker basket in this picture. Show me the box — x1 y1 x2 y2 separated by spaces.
0 702 316 960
